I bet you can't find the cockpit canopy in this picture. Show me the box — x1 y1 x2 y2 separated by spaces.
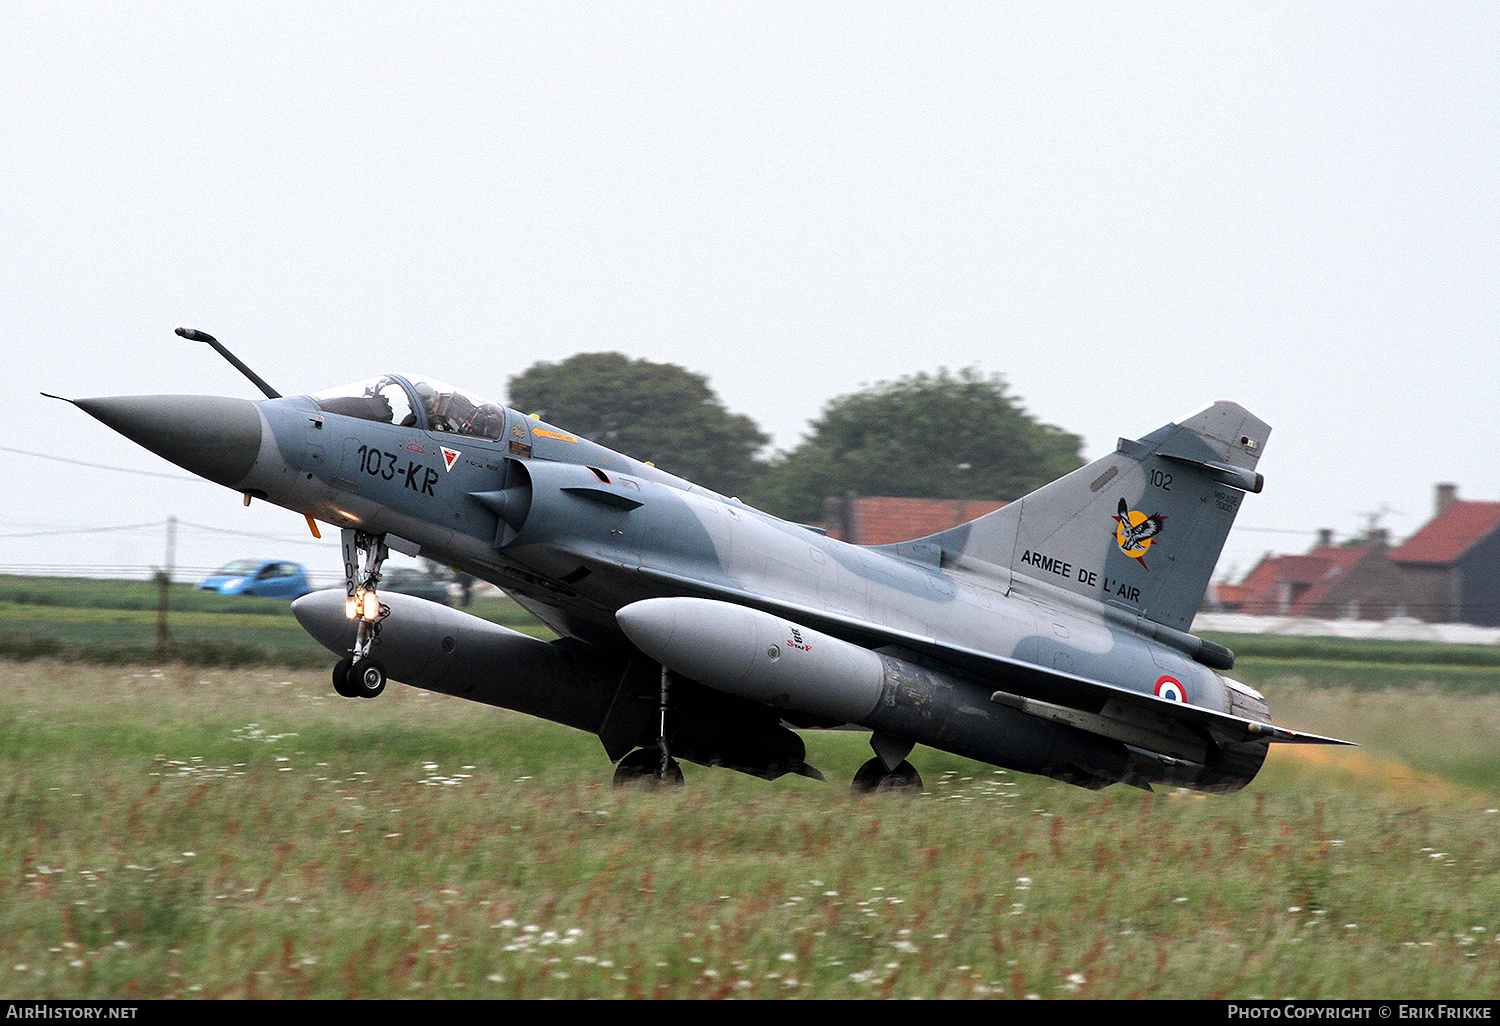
311 375 508 441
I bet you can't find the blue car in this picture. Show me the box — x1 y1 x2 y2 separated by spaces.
198 560 314 599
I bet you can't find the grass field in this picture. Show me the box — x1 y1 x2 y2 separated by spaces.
1 659 1498 999
1 578 1499 999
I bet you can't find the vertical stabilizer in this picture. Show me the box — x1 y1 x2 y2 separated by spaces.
929 402 1269 631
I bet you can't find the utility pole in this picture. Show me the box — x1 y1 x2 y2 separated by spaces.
155 516 176 662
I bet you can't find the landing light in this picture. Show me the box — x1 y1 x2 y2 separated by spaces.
344 591 382 620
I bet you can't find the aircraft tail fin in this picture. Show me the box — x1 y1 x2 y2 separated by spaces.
926 402 1269 631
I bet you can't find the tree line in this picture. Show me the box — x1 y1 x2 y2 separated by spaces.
507 354 1084 525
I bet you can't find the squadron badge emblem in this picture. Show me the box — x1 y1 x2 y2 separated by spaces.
1111 498 1166 569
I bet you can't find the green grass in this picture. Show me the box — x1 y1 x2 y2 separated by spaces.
0 661 1498 999
4 579 1500 997
1206 628 1500 698
1203 632 1500 668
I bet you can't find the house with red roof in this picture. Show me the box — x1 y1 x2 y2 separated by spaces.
1216 484 1500 626
821 495 1010 545
1214 529 1401 620
1389 484 1500 625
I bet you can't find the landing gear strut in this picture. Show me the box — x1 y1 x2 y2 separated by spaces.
334 529 389 699
612 665 685 787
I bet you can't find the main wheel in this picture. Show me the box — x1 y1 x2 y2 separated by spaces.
851 757 923 795
349 658 387 698
612 747 684 788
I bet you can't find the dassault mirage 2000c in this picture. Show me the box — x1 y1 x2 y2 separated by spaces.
63 329 1350 792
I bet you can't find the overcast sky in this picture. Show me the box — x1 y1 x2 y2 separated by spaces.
4 3 1496 588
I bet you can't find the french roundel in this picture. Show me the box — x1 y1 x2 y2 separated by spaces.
1154 675 1185 702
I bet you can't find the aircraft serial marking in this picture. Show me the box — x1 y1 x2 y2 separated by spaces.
356 444 438 496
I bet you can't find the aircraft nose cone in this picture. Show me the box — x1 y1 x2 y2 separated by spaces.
72 394 263 489
292 589 356 653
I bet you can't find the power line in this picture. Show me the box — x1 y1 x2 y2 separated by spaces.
0 446 204 482
0 521 168 539
174 520 331 547
0 518 329 547
1234 526 1321 535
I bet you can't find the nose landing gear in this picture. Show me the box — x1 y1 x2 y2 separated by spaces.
333 529 389 699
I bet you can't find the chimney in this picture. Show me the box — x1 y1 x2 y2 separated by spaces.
1436 483 1458 517
821 495 848 541
1316 528 1333 549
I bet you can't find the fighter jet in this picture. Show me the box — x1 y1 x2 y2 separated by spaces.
63 329 1350 793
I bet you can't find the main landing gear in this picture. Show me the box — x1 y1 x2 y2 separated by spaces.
613 665 685 787
333 529 389 700
612 746 684 787
851 733 924 795
851 758 924 794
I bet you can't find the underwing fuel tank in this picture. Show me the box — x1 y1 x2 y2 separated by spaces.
616 597 1267 793
292 590 625 731
616 596 885 723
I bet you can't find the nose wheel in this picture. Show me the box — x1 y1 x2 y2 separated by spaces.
332 655 388 698
348 658 387 698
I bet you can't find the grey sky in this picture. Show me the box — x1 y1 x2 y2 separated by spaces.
4 3 1496 586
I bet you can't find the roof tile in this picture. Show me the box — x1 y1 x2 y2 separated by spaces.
1391 500 1500 565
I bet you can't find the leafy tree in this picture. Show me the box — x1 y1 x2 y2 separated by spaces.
746 368 1084 523
507 353 770 496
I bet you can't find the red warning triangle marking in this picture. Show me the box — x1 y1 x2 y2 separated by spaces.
440 446 461 471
